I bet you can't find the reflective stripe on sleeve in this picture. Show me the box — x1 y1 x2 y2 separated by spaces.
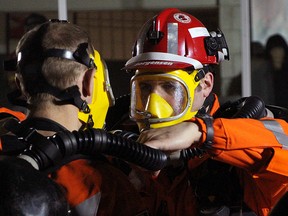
72 192 101 216
261 120 288 149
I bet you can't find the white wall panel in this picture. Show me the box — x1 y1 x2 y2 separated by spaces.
0 0 217 12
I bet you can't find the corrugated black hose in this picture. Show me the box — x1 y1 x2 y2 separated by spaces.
5 96 266 170
19 128 168 171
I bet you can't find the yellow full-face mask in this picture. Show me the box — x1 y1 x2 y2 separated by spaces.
78 50 115 129
130 69 201 131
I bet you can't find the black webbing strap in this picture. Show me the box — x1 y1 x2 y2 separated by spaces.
2 118 62 164
203 93 215 114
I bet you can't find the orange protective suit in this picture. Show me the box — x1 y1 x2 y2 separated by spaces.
193 95 288 216
130 94 288 216
51 158 148 215
0 110 148 216
0 107 26 121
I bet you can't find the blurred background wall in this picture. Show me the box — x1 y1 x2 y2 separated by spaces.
0 0 287 108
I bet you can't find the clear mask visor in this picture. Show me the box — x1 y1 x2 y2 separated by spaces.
130 73 189 123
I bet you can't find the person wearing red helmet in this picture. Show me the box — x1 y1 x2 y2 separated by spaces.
125 8 288 216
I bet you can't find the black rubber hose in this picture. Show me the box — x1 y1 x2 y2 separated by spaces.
22 128 167 171
232 96 266 119
78 129 167 171
18 96 267 169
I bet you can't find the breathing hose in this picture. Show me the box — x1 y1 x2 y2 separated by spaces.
232 96 266 118
7 96 266 171
18 128 167 171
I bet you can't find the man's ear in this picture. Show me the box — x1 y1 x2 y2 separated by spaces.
82 68 95 98
200 72 214 97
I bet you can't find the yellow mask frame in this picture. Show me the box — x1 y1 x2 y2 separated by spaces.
78 50 115 129
130 69 200 130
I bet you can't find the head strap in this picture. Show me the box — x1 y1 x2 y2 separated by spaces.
44 43 96 69
3 21 96 113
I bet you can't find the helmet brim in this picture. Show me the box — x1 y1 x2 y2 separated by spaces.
123 52 203 70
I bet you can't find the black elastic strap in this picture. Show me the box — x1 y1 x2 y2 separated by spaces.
44 43 96 69
203 93 215 113
55 86 90 113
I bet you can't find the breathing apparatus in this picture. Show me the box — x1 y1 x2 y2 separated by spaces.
0 117 167 172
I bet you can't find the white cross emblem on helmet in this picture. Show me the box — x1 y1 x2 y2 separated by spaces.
173 13 191 23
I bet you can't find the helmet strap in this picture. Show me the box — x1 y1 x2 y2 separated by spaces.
86 114 94 128
199 93 215 114
54 85 90 113
194 66 209 82
79 114 94 130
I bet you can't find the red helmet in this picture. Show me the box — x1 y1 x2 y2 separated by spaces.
124 8 229 70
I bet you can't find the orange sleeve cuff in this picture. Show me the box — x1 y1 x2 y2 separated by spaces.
189 117 207 145
265 148 288 177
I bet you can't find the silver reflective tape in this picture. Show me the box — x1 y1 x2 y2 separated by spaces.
73 192 101 215
167 23 178 54
188 27 210 38
261 120 288 149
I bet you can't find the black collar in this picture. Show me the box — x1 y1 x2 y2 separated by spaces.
21 117 67 132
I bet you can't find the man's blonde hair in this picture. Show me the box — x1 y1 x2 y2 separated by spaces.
16 21 94 105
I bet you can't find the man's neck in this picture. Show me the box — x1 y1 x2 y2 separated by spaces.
28 103 81 132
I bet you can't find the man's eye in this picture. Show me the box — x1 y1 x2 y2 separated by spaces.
139 83 152 92
162 82 176 91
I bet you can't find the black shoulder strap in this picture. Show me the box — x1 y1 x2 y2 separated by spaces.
0 112 19 120
0 117 65 158
0 135 27 155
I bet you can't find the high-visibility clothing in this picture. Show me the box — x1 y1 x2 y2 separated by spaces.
51 158 148 215
130 94 288 216
193 103 288 216
0 107 26 121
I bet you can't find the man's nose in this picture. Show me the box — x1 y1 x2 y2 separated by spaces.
145 93 173 118
152 85 163 95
